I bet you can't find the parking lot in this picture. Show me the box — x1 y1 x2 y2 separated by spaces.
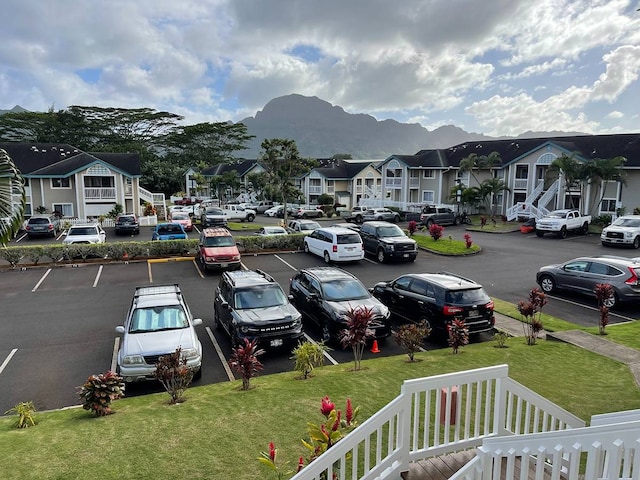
1 222 639 414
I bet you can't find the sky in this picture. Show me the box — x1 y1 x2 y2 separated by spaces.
1 0 639 137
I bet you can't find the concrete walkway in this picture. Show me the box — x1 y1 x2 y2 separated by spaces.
494 313 640 386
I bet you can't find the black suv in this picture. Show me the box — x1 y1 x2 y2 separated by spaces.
214 269 303 348
371 272 495 340
114 214 140 235
289 267 391 343
420 206 460 227
359 221 417 263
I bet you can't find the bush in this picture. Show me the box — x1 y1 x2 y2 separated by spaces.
592 214 612 227
428 223 445 241
517 288 546 345
464 233 473 249
339 306 376 371
4 401 37 428
154 347 195 404
394 322 430 361
77 371 125 416
407 220 418 236
448 319 469 354
291 341 328 379
594 283 614 335
229 338 265 390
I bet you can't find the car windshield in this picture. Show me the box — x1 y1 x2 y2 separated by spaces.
264 227 285 234
206 208 223 215
300 222 320 230
377 225 404 237
445 288 489 304
234 286 287 309
158 225 183 234
613 218 640 227
172 213 189 220
118 216 136 223
68 227 97 236
129 305 188 332
322 279 370 301
204 236 235 247
29 218 50 225
547 211 567 218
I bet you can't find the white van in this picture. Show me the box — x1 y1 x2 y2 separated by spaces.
303 227 364 263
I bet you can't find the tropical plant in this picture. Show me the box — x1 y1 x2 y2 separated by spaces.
458 151 502 187
4 401 37 428
447 318 469 354
394 322 430 361
407 220 418 236
428 223 444 240
464 233 473 249
517 288 547 345
594 283 614 335
258 441 301 480
229 338 265 390
548 153 590 210
0 148 26 245
154 347 195 404
339 306 376 371
291 341 328 379
494 331 509 348
586 156 627 215
77 371 125 416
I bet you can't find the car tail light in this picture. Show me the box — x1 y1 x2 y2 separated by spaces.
333 245 338 252
443 305 464 316
47 224 54 230
625 267 640 286
486 300 494 310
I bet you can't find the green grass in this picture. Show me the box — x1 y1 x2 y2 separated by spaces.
2 337 640 479
413 233 481 254
227 221 262 232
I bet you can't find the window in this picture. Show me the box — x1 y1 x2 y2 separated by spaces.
52 203 73 217
422 169 435 179
422 191 435 203
51 178 71 188
601 199 616 213
515 165 529 179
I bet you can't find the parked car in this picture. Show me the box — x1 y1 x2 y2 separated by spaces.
168 211 193 232
601 215 640 249
287 219 321 235
220 204 256 222
151 223 188 241
342 205 368 224
253 201 276 214
420 206 459 227
196 227 241 271
289 266 391 343
114 214 140 236
200 207 228 228
371 272 495 340
63 223 106 244
536 255 640 308
264 205 282 217
115 284 203 382
25 215 61 239
292 205 324 219
535 209 591 238
359 221 417 263
362 208 401 223
303 226 364 263
255 226 288 236
214 269 303 348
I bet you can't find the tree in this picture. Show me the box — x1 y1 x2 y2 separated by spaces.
548 153 590 209
479 177 511 216
585 156 627 215
260 139 316 224
458 152 502 187
0 148 26 245
210 170 241 201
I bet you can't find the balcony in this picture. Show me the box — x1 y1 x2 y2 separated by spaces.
84 187 116 200
309 186 322 195
513 178 528 190
385 178 403 189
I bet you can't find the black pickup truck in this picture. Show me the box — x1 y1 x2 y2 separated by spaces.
359 221 417 263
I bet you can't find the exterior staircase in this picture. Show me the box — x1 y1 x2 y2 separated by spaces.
506 179 559 221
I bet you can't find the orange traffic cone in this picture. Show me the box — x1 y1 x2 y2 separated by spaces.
370 340 380 353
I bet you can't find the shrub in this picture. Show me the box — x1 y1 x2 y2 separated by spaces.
447 318 469 354
517 288 546 345
4 401 37 428
0 247 24 268
154 347 195 404
464 233 473 249
407 220 418 236
291 341 328 379
77 371 125 416
592 214 613 227
339 306 375 371
394 322 430 361
229 338 265 390
494 331 509 348
594 283 614 335
428 223 444 241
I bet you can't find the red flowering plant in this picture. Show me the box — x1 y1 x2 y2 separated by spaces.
428 223 445 240
594 283 614 335
447 318 469 354
517 288 546 345
338 305 375 371
407 220 418 236
464 233 473 249
258 442 302 480
228 338 265 390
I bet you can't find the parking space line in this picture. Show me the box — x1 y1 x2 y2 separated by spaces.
0 349 18 375
303 333 339 365
274 254 298 271
147 261 153 283
205 326 235 381
546 294 637 322
93 265 103 287
364 257 377 264
32 268 52 292
111 337 120 373
193 259 204 279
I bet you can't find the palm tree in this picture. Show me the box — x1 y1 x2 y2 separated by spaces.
481 177 511 217
547 153 590 209
585 156 627 215
458 151 502 187
0 148 26 245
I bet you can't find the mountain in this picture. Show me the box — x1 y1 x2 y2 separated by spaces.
238 94 494 159
0 105 29 115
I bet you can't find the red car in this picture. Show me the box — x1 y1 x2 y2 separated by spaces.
169 212 193 232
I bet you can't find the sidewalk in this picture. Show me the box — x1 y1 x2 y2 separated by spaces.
494 313 640 386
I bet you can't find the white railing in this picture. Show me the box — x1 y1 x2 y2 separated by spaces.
513 178 529 190
309 186 322 194
385 178 402 188
291 365 584 480
84 187 116 200
536 179 559 212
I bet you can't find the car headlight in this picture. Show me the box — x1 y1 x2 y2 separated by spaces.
379 305 390 318
384 243 394 251
181 348 199 360
292 313 302 326
122 355 144 365
625 232 634 238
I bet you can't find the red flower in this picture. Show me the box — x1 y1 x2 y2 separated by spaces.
268 441 276 462
332 410 341 431
320 396 335 417
297 456 305 472
345 398 353 425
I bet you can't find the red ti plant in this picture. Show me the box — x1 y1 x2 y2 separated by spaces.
594 283 614 335
428 223 445 240
447 318 469 354
407 220 418 236
228 338 265 390
339 305 375 371
517 288 546 345
464 233 472 249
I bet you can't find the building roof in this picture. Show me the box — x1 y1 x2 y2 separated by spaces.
308 158 380 179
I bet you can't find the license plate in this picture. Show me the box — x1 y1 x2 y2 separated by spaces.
469 310 478 317
345 247 354 251
270 339 283 347
221 263 228 268
403 253 409 258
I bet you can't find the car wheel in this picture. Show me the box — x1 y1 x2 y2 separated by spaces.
558 226 567 239
377 248 386 263
247 214 255 222
321 321 331 343
426 219 434 228
302 213 308 219
213 306 221 329
317 212 323 218
393 215 400 223
535 231 544 237
355 214 362 224
193 367 202 381
582 222 589 235
323 251 331 264
603 292 618 309
634 237 640 249
453 216 460 226
539 275 556 293
231 328 241 349
304 242 310 253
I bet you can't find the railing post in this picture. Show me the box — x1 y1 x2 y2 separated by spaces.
494 372 508 436
397 383 414 476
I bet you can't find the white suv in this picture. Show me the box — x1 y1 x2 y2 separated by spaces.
303 226 364 263
115 284 203 382
601 215 640 249
63 223 106 244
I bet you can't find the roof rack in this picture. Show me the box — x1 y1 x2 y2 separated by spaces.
435 271 476 285
134 284 181 297
226 269 275 287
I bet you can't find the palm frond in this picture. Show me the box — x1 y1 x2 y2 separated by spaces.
0 148 26 245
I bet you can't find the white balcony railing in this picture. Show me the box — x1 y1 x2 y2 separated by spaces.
513 178 529 190
291 365 584 480
385 178 402 189
84 187 116 200
308 186 322 194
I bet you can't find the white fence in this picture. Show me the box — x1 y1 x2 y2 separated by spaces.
291 365 584 480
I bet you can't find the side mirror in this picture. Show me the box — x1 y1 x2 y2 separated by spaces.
192 318 203 326
115 326 125 334
221 300 229 309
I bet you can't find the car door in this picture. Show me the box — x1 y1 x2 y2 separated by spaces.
305 230 322 255
382 276 413 319
584 261 623 294
214 279 232 333
290 272 321 324
556 260 591 293
359 224 375 254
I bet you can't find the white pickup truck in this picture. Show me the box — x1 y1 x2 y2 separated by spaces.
535 209 591 238
221 204 256 222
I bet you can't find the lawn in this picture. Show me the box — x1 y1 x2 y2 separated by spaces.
2 333 639 480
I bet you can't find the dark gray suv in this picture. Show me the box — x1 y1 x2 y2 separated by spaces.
536 255 640 308
25 215 60 238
